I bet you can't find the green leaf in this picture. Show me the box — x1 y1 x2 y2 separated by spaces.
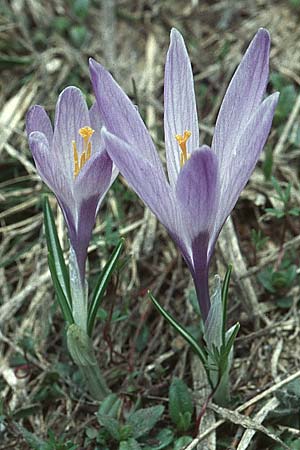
16 424 46 449
174 436 193 449
97 413 121 441
169 378 193 432
221 265 232 345
87 238 125 336
99 394 122 418
43 196 71 306
149 429 174 449
219 322 240 375
72 0 90 19
48 255 74 324
148 291 208 369
119 439 142 450
127 405 164 439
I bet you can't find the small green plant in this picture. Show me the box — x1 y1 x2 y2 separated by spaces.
258 263 297 294
96 396 166 450
265 177 300 219
251 229 269 264
270 72 297 126
17 426 78 450
169 378 193 433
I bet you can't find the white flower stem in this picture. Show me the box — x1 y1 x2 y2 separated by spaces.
69 246 88 333
67 323 110 400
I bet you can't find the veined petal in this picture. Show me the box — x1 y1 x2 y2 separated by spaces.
29 131 75 211
212 29 270 173
102 129 181 237
89 59 165 178
29 131 77 253
89 102 103 152
164 28 199 188
53 86 91 181
74 150 112 209
26 105 53 145
176 146 219 241
209 92 279 258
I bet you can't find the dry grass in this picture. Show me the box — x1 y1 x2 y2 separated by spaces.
1 0 300 449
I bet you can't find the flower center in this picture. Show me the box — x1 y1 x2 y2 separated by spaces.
175 130 191 168
72 126 95 178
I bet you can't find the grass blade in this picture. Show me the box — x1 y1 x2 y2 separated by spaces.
43 196 72 308
87 238 125 336
48 255 74 324
221 264 232 345
148 291 208 368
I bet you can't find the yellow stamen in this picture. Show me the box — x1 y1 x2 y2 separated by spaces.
175 130 192 168
78 126 94 141
72 141 79 178
80 152 86 169
73 126 95 178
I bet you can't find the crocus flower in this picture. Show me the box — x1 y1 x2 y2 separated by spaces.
26 87 116 283
89 28 278 320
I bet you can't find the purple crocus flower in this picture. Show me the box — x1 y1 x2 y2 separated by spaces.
89 28 278 320
26 87 116 283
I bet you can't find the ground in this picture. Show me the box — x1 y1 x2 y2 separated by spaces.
1 0 300 449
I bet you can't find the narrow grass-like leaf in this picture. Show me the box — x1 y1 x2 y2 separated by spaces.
43 196 72 307
220 322 240 374
48 255 74 324
148 291 208 369
221 264 232 345
87 238 125 336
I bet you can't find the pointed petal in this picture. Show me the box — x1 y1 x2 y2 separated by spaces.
29 130 75 214
29 131 76 245
191 233 210 320
26 105 53 145
89 101 103 152
212 29 270 170
164 28 199 188
52 86 91 181
74 150 112 209
209 92 279 257
89 59 165 178
72 150 112 283
102 129 181 236
176 146 219 241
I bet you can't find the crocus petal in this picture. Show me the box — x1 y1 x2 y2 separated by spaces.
191 232 210 320
52 86 91 181
89 102 103 152
29 130 75 209
26 105 53 145
74 150 112 210
164 28 199 188
176 146 219 241
212 29 270 174
102 129 182 237
209 92 279 258
89 59 165 179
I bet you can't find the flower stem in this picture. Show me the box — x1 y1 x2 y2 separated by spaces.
67 323 110 400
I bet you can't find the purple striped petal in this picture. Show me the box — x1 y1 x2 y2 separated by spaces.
164 28 199 188
74 150 112 209
53 87 91 182
89 102 103 152
212 29 270 175
89 59 165 179
102 129 182 237
209 92 279 258
26 105 53 145
29 130 75 211
176 147 219 241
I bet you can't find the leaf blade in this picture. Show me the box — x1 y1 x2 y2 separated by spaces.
87 238 125 336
